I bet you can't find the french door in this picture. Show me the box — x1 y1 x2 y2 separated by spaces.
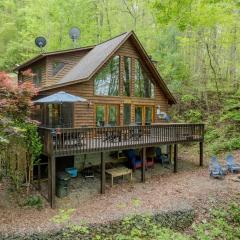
95 104 120 127
135 105 154 125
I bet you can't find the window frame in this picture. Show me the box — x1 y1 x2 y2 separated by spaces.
134 58 155 99
123 104 131 125
52 61 65 76
94 55 120 97
123 56 131 97
134 105 154 126
32 67 42 86
95 104 120 126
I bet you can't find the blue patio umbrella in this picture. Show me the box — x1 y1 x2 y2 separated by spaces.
34 91 87 104
34 91 87 127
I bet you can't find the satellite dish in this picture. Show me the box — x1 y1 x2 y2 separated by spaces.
69 27 80 44
35 36 47 50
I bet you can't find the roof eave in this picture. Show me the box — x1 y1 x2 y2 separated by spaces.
39 78 89 92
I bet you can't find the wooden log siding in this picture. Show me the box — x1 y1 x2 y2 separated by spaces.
45 50 89 87
37 38 170 128
39 124 204 157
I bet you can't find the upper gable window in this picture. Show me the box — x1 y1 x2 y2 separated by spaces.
134 59 154 98
94 55 120 96
52 62 65 76
32 68 42 86
123 56 131 96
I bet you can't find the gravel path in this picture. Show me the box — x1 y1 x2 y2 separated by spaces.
0 151 239 236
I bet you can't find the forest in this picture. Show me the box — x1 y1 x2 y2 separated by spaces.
1 0 240 153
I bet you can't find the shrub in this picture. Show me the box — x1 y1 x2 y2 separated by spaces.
193 202 240 240
24 195 43 209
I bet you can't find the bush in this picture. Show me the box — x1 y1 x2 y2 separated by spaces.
193 202 240 240
24 195 43 209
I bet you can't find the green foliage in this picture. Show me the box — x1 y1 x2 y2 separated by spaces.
193 202 240 240
51 208 76 224
184 110 203 123
24 195 43 209
181 94 197 103
16 121 42 163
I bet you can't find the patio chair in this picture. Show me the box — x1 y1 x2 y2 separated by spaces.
124 149 142 170
209 156 227 178
155 147 170 165
225 154 240 173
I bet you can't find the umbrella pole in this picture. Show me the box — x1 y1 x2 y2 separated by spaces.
60 102 62 127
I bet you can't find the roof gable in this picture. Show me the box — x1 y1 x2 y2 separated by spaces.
54 31 176 103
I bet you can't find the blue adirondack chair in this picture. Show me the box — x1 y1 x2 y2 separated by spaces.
209 156 227 178
124 149 142 170
155 147 170 165
226 154 240 173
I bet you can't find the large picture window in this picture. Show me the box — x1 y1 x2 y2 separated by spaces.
94 56 120 96
134 59 154 98
123 56 131 96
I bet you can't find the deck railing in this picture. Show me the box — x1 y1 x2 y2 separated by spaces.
38 123 204 157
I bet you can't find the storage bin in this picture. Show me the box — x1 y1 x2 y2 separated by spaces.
65 167 78 177
56 172 71 198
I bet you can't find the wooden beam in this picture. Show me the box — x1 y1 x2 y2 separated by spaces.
51 155 56 208
141 148 146 182
38 160 41 190
173 144 178 173
48 155 51 203
199 141 203 166
100 152 105 194
169 145 172 163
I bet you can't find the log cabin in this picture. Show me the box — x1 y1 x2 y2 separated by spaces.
14 31 204 207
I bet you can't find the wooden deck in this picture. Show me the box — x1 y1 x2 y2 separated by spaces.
39 123 204 157
38 123 204 208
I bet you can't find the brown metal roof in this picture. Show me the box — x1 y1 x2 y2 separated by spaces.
58 32 130 84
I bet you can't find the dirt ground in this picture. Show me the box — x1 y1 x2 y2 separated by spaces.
0 147 240 236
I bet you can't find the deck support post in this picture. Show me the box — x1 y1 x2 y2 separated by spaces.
199 141 203 166
51 155 56 208
48 154 56 208
100 152 105 194
37 160 41 190
48 155 51 204
141 147 146 182
169 145 172 163
173 144 178 173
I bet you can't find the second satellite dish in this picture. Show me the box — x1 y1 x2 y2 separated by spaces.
69 27 80 43
35 36 47 49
